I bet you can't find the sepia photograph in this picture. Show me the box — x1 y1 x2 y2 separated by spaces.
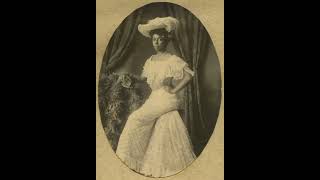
98 2 222 178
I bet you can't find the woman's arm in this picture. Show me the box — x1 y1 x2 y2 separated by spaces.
165 69 193 94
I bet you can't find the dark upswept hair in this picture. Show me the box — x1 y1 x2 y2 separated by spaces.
150 28 169 37
149 28 174 42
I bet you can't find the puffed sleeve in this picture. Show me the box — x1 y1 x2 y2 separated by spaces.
168 56 195 80
141 57 151 78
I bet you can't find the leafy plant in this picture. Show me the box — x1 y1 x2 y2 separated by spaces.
99 73 151 151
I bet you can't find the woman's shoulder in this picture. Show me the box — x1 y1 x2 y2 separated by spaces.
144 55 154 65
169 54 187 66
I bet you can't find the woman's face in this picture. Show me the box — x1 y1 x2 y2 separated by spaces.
152 34 168 52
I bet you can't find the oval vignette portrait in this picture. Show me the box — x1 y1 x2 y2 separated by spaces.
98 2 222 178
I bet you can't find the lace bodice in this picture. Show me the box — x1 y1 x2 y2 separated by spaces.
141 53 194 90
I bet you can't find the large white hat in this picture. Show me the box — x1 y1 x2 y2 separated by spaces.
138 17 179 38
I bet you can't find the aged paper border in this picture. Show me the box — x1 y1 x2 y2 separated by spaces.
96 0 224 179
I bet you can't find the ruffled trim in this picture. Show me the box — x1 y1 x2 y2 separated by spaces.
117 153 145 173
141 55 195 89
140 157 195 178
118 154 194 178
166 56 195 80
117 152 194 178
141 57 151 78
183 66 195 76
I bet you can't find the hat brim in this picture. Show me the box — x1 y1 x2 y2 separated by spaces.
138 24 167 38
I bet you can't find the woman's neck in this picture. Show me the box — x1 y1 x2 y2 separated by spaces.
152 51 171 61
155 51 168 55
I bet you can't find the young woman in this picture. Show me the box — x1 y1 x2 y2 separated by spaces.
116 17 196 177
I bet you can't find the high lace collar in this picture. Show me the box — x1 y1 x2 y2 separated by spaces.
151 52 172 62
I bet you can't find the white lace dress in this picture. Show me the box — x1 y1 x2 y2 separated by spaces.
116 53 196 177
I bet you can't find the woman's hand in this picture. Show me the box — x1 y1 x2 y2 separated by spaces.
163 70 193 94
163 86 174 94
163 77 173 87
163 77 175 94
169 70 193 94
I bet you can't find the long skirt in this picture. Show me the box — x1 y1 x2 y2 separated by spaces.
116 87 196 177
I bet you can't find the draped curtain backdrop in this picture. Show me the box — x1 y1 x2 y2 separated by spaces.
100 9 144 77
99 3 215 156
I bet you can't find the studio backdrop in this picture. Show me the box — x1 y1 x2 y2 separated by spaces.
98 2 221 157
